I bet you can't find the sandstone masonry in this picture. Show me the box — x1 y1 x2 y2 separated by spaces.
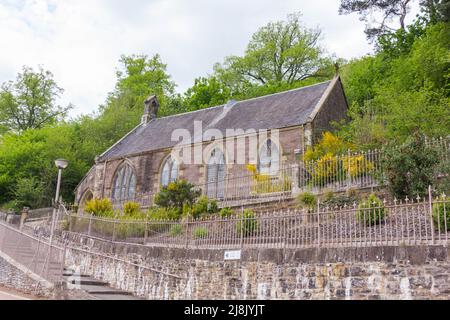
64 234 450 300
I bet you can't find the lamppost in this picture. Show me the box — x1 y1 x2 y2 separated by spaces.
49 159 69 245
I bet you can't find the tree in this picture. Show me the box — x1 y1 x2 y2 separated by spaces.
0 66 71 132
214 12 330 87
183 77 231 111
339 0 413 40
111 54 178 116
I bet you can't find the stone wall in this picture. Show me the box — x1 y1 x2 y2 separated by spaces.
64 234 450 300
311 77 349 143
77 126 305 205
0 254 52 298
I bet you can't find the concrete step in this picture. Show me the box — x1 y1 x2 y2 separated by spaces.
80 285 133 296
90 293 144 300
67 277 109 286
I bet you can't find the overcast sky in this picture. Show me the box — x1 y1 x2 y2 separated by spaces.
0 0 420 117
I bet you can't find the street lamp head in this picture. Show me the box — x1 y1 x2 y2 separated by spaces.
55 159 69 170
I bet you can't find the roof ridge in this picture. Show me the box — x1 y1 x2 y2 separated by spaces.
154 79 332 121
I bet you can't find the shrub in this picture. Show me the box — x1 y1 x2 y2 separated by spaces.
12 177 45 209
84 198 113 216
123 202 141 216
324 189 334 202
147 207 181 220
236 209 258 237
0 200 20 213
356 194 386 226
187 196 220 218
154 180 201 212
170 224 183 236
382 133 439 198
432 197 450 231
219 207 234 217
246 164 292 194
193 227 208 239
323 194 358 208
296 192 317 210
115 220 146 240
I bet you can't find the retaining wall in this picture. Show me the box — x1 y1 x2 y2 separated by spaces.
64 234 450 300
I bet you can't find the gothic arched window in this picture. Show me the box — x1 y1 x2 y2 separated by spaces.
161 156 179 187
112 164 137 201
258 139 280 175
206 148 226 199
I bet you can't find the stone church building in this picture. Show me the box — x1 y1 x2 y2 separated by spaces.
75 75 348 209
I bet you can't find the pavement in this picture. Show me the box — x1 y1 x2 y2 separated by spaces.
0 289 31 300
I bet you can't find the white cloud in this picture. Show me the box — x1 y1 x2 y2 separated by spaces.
0 0 417 117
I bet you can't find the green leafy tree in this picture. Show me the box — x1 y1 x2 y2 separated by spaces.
111 54 178 116
13 177 45 209
214 13 331 88
0 66 72 132
183 77 231 111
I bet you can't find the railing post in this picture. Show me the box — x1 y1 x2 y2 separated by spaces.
240 206 244 248
429 185 435 244
184 215 190 249
68 214 73 233
317 199 321 247
144 220 148 245
347 149 351 190
88 214 93 236
112 219 117 242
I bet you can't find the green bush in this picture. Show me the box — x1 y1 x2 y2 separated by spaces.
356 194 387 226
84 198 114 216
12 177 45 209
170 224 183 236
193 227 208 239
382 133 440 198
154 179 201 212
0 200 20 213
432 198 450 231
236 209 258 237
186 196 220 218
219 207 234 217
296 192 317 210
323 194 359 208
123 201 141 216
115 220 146 239
147 207 181 220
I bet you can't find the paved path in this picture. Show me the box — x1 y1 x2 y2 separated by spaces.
0 289 31 300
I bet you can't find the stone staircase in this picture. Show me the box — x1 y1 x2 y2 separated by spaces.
63 268 142 300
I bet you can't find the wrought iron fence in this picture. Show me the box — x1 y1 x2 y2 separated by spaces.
0 221 66 286
62 194 449 249
78 137 448 212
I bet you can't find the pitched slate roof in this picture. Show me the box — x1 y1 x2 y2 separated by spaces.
98 78 335 161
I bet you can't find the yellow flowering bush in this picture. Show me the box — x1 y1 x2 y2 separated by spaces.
304 132 374 186
246 164 291 194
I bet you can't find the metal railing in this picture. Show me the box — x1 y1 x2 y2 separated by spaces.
0 221 66 286
80 137 449 212
63 194 449 249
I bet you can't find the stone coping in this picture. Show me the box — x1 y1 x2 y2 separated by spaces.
66 232 449 265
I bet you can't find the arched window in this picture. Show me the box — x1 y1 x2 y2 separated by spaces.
206 148 226 199
112 164 137 201
161 156 179 187
79 189 93 207
258 139 280 175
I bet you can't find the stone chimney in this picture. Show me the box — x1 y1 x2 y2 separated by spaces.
142 95 159 125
